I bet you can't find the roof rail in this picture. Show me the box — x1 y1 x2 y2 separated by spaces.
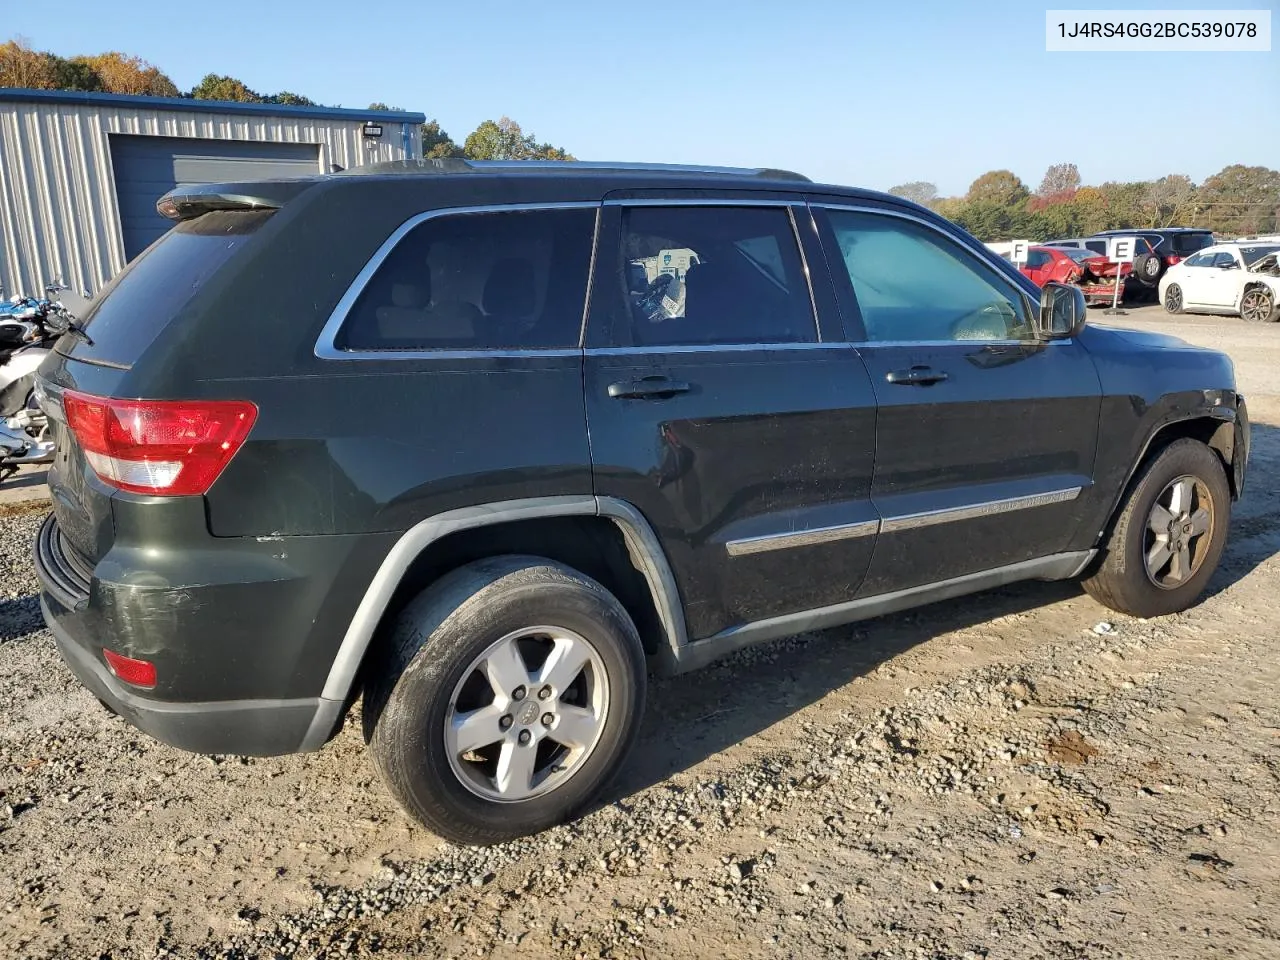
337 159 811 182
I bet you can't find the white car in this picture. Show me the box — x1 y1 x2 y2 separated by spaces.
1159 242 1280 322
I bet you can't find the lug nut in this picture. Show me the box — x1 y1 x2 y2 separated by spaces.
538 685 553 700
518 729 532 745
499 714 513 730
542 712 554 726
512 685 527 701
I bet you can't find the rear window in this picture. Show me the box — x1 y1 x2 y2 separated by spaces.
69 210 273 366
1062 248 1097 263
1172 232 1214 254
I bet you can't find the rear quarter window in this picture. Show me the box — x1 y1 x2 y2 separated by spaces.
69 210 273 366
336 208 597 352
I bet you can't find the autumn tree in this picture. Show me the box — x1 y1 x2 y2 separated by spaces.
463 117 574 161
965 170 1030 208
190 73 261 103
887 181 938 206
0 38 57 89
1036 162 1081 199
421 119 463 159
1196 164 1280 235
265 91 315 106
72 52 177 96
1142 175 1196 228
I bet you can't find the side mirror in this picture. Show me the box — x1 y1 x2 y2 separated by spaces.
1037 282 1087 339
1218 262 1237 270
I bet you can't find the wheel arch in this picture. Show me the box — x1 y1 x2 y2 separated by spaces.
1098 413 1242 549
310 496 687 733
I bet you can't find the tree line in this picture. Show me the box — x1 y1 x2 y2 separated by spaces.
891 162 1280 241
0 37 574 161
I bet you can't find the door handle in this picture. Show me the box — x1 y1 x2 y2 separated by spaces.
607 376 692 400
886 365 949 386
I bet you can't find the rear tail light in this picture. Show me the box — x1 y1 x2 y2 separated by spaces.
62 391 257 496
103 649 157 688
1165 255 1182 265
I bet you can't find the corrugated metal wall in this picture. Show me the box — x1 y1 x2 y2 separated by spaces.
0 99 422 297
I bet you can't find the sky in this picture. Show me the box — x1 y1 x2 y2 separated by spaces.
6 0 1278 196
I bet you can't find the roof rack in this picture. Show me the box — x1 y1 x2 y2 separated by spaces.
337 159 811 182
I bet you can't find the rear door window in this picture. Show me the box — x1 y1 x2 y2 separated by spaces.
337 208 596 351
67 210 274 366
1173 233 1214 254
614 205 816 346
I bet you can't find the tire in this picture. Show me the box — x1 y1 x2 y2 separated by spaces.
1240 285 1277 323
1163 283 1184 314
1133 253 1163 286
1082 439 1230 619
363 555 647 845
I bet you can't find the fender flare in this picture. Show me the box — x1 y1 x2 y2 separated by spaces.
300 495 688 749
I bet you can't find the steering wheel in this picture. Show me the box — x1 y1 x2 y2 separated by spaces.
632 273 678 323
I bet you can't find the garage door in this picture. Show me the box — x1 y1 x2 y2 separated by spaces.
110 134 320 259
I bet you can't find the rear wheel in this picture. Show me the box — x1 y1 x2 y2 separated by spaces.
363 556 646 845
1082 439 1230 619
1240 285 1276 323
1163 283 1183 314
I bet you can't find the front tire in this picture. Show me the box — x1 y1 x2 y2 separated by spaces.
1240 285 1276 323
1163 283 1183 314
1082 439 1230 619
363 556 646 845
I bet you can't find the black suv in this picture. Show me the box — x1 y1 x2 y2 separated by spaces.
33 160 1250 844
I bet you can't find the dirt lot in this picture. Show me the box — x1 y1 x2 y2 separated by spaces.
3 307 1279 960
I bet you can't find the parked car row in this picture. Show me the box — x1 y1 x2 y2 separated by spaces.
991 228 1219 307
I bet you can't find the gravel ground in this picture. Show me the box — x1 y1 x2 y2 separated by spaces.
3 308 1279 959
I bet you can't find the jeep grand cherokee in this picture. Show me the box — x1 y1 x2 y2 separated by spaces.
34 160 1249 844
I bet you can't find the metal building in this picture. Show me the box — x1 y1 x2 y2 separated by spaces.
0 88 425 297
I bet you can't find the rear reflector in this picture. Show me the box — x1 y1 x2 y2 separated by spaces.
103 648 157 688
63 391 257 496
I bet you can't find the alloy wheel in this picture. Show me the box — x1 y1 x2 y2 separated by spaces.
1164 285 1182 313
444 626 609 802
1143 475 1214 589
1240 288 1272 323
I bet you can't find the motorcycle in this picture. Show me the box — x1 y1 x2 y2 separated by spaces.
0 283 92 482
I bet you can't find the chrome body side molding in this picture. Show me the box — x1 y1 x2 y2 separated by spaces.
724 487 1083 556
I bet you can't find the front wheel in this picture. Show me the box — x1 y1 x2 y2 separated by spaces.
1240 285 1276 323
1163 283 1184 314
363 556 646 845
1082 439 1230 619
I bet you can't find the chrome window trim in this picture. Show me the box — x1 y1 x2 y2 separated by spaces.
725 518 879 557
313 201 601 362
585 341 848 357
879 487 1082 534
602 198 797 207
812 202 1050 348
610 197 822 346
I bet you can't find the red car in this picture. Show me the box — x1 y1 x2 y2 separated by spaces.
1021 246 1132 304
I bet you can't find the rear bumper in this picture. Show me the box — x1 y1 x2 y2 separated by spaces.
33 511 364 755
44 596 332 755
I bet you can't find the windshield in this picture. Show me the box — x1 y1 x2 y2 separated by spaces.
1242 245 1280 266
1062 248 1097 263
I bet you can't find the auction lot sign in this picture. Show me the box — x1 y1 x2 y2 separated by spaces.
1046 9 1271 51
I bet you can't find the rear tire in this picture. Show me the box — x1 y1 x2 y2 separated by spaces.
363 555 646 845
1082 439 1230 619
